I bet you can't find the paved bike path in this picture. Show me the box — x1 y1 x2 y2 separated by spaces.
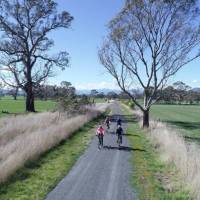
45 102 136 200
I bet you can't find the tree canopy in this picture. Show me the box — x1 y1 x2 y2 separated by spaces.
0 0 73 111
99 0 200 127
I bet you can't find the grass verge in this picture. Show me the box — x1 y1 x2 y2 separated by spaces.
0 114 105 200
121 104 190 200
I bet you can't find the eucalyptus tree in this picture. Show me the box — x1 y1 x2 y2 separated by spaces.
99 0 200 127
0 0 73 111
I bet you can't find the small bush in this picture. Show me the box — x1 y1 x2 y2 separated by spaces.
128 101 135 109
57 94 91 115
121 99 135 109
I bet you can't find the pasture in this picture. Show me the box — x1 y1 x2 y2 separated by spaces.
151 104 200 141
0 96 56 116
93 98 108 103
0 96 107 117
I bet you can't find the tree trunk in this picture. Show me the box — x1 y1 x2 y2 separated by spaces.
25 84 35 112
14 88 18 100
143 109 149 128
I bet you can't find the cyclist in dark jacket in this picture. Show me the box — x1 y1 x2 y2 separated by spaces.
105 116 111 129
116 125 123 146
117 118 122 126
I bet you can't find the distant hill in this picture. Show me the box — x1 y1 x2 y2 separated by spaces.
192 88 200 93
76 88 121 95
76 88 145 96
0 89 25 95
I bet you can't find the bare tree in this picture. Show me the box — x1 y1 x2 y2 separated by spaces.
8 87 19 100
99 0 200 127
0 0 73 112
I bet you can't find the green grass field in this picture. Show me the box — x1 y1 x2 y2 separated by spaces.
93 98 108 103
0 96 108 117
0 96 56 117
151 104 200 142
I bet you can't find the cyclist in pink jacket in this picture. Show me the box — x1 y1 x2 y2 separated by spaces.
96 125 105 149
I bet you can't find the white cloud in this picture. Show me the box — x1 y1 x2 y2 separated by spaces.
74 81 119 90
192 80 198 83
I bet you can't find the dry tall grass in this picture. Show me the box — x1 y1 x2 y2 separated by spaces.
148 121 200 199
0 103 109 183
132 108 200 199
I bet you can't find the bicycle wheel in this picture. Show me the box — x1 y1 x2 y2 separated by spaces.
120 135 122 145
117 135 120 148
98 135 101 149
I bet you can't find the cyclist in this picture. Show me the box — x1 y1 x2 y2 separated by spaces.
117 117 122 126
116 125 123 147
105 116 111 129
96 125 105 149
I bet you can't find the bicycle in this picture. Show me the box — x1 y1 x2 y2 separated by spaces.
106 122 110 129
117 134 122 148
116 124 123 148
117 118 122 126
96 126 105 149
105 117 111 130
97 134 104 149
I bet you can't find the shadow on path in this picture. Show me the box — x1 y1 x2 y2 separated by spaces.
107 114 137 123
107 131 140 138
103 145 145 152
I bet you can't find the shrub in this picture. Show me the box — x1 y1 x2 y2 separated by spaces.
121 99 135 109
57 94 91 115
128 101 135 109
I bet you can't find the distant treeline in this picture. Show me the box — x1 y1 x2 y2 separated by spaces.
28 81 200 105
1 81 200 105
157 81 200 105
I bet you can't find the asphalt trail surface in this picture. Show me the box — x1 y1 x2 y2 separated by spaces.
45 102 136 200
